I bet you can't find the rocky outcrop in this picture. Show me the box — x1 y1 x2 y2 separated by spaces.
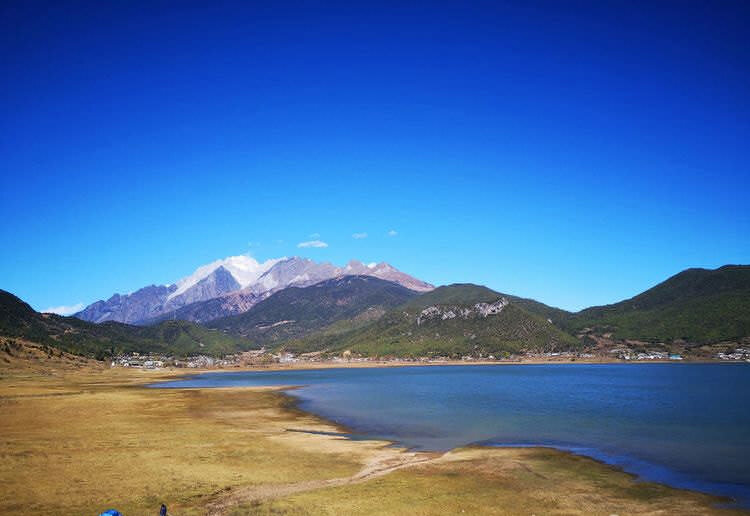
416 298 508 326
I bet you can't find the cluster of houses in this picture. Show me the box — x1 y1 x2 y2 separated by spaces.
716 348 750 361
112 353 165 369
610 349 683 361
283 351 601 364
112 352 245 369
275 352 298 363
521 351 595 360
106 346 750 368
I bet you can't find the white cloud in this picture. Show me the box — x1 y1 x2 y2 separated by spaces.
297 240 328 248
42 302 85 316
309 232 320 239
352 232 368 239
387 229 398 236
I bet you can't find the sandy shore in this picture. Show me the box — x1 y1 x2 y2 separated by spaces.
1 364 746 515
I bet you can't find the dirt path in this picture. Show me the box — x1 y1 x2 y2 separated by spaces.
205 450 442 515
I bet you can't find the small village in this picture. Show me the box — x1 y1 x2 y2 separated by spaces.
715 348 750 361
108 348 730 370
111 352 251 369
609 349 683 361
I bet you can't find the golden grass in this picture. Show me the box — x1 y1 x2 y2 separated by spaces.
1 364 746 515
0 368 377 515
240 447 746 516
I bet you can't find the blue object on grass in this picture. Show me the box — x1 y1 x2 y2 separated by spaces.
98 510 123 516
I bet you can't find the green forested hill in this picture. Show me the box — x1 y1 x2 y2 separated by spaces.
0 289 253 358
207 275 418 346
504 295 571 325
282 284 579 357
562 265 750 343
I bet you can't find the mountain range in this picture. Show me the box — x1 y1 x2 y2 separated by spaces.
3 262 749 362
74 256 433 325
261 265 750 358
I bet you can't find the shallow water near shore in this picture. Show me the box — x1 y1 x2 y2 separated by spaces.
154 363 750 506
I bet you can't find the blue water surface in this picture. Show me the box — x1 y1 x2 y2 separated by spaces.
154 363 750 506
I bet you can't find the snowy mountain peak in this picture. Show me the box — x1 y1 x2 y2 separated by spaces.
75 254 433 324
168 255 283 300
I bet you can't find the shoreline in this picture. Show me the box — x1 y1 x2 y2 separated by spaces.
148 365 750 510
278 385 748 508
138 356 744 377
3 363 747 515
480 442 748 510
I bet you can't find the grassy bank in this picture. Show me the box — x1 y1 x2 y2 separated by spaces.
1 364 745 515
240 447 743 516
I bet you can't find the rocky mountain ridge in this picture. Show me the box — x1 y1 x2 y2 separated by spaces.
75 256 433 324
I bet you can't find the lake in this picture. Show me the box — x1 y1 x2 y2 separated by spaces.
154 363 750 506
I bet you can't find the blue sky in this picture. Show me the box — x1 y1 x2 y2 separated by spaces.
1 1 748 313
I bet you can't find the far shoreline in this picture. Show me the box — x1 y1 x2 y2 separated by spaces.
135 356 747 378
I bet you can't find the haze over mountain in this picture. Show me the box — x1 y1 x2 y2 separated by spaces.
75 256 433 325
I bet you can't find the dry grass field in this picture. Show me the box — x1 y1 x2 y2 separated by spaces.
1 359 745 516
239 446 746 516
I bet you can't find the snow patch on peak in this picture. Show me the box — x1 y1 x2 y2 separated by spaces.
168 255 283 300
223 255 285 287
291 273 310 284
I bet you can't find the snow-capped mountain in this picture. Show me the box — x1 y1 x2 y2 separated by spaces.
338 260 434 292
74 255 433 324
246 257 340 295
167 256 282 300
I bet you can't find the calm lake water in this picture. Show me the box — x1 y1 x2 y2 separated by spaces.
154 363 750 506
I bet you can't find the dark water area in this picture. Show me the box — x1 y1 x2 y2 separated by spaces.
154 363 750 506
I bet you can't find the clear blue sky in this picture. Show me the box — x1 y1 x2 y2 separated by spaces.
1 0 748 313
